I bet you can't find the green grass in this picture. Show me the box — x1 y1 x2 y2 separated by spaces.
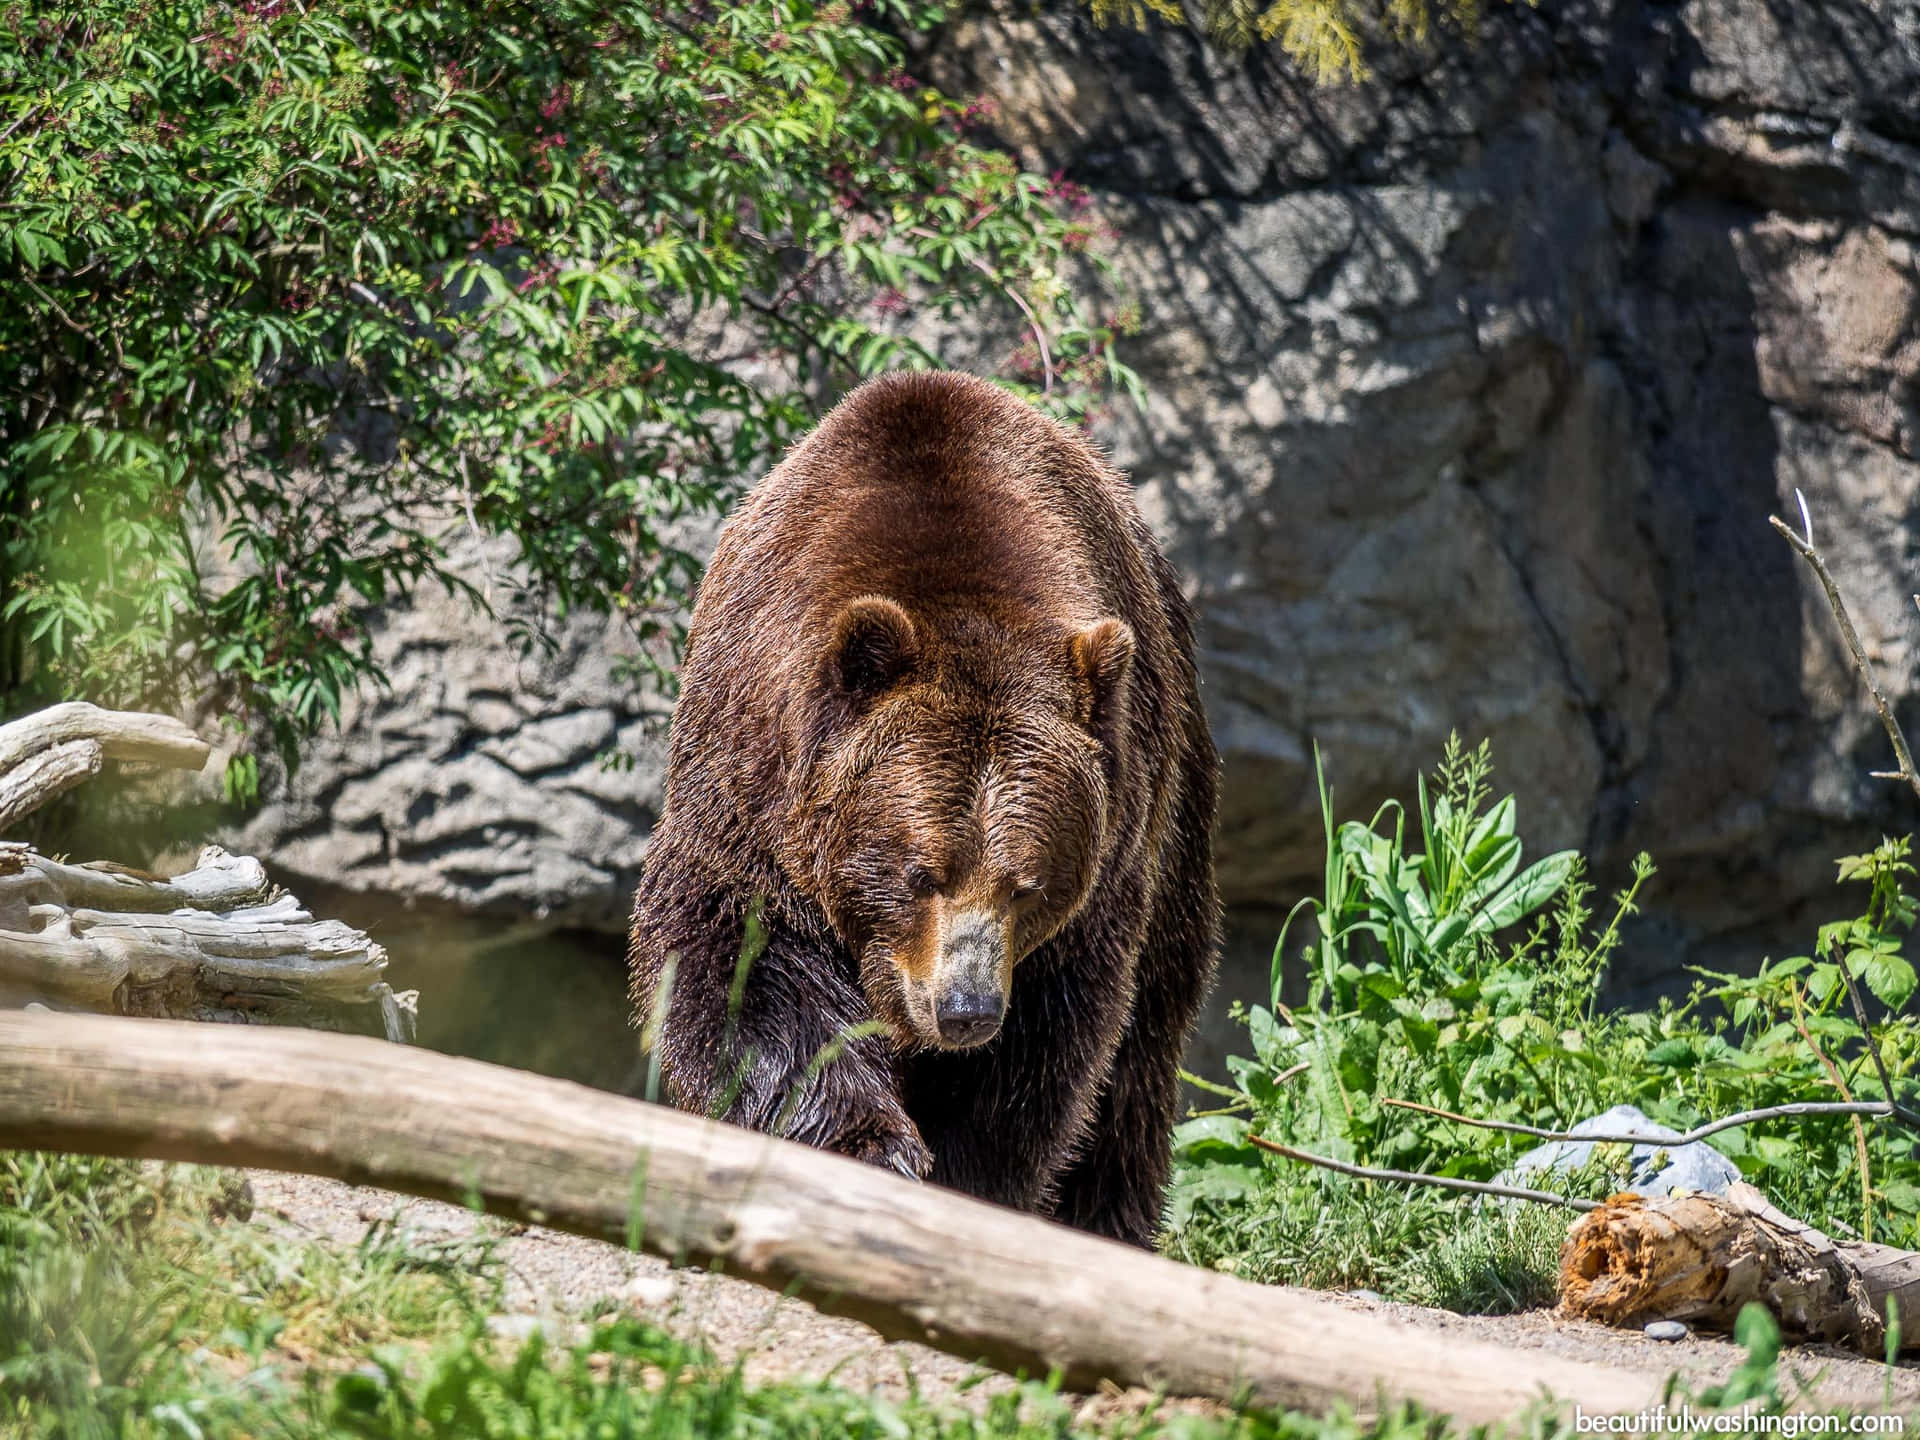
0 1151 501 1437
1170 1178 1567 1316
0 1150 1538 1440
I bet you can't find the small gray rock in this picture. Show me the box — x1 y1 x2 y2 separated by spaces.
1645 1320 1689 1342
1346 1289 1386 1303
1496 1105 1742 1199
486 1313 543 1342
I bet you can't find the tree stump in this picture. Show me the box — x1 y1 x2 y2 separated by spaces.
1560 1182 1920 1353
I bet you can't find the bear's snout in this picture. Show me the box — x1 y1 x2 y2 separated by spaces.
930 909 1009 1048
935 987 1005 1047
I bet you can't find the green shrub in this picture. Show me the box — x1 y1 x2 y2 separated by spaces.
0 0 1136 788
1168 738 1920 1304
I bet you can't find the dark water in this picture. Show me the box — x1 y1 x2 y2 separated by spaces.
312 884 1272 1099
311 889 645 1095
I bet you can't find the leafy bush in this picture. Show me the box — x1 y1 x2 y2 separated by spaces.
1 0 1135 787
1168 738 1920 1303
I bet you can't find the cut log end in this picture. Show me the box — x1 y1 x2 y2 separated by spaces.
1560 1192 1741 1330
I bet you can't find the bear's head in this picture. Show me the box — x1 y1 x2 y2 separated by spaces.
778 594 1135 1051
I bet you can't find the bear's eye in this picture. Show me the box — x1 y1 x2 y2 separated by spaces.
905 865 939 898
1010 881 1043 904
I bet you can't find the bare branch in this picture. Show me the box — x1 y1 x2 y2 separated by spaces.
1378 1095 1908 1148
1829 938 1920 1131
1246 1133 1600 1211
1769 510 1920 804
0 740 102 831
20 275 125 371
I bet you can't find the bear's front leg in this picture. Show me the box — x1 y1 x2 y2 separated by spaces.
633 878 930 1179
752 1040 933 1181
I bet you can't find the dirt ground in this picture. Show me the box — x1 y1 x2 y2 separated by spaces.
246 1170 1920 1421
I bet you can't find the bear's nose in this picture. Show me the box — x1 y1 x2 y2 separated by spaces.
935 989 1005 1047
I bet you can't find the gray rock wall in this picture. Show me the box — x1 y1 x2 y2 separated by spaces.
921 0 1920 991
228 536 677 934
233 0 1920 1005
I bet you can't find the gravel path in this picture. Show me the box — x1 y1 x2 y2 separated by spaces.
248 1170 1920 1420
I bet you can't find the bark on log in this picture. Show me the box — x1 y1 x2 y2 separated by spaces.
0 740 104 831
0 701 209 830
0 1010 1665 1425
1559 1182 1920 1353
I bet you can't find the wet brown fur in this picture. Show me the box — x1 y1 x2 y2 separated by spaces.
627 371 1220 1246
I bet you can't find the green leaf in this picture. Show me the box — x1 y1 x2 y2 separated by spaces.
1861 951 1917 1010
1645 1038 1697 1068
1470 850 1578 933
1172 1115 1250 1151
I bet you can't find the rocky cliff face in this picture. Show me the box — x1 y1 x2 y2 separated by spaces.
232 0 1920 1005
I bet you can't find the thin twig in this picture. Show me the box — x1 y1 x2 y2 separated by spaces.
1247 1134 1599 1211
1830 935 1920 1131
1769 505 1920 804
22 275 125 371
985 266 1054 395
1791 981 1873 1242
1379 1094 1903 1147
901 225 1054 394
0 105 42 146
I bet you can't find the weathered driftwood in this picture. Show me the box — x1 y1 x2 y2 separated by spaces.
0 704 411 1040
0 701 210 830
0 1010 1665 1425
1560 1182 1920 1353
0 842 415 1040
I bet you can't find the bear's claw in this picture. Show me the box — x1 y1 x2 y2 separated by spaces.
847 1122 932 1182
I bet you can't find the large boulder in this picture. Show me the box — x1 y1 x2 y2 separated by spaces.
919 0 1920 994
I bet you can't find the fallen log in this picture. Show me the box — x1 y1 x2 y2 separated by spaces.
0 1009 1663 1425
0 701 210 830
1560 1183 1920 1354
0 704 412 1040
0 843 413 1039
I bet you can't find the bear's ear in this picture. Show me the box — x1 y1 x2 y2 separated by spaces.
1069 617 1135 729
828 595 920 700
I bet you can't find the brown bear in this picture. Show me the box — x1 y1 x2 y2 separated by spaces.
628 370 1218 1247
